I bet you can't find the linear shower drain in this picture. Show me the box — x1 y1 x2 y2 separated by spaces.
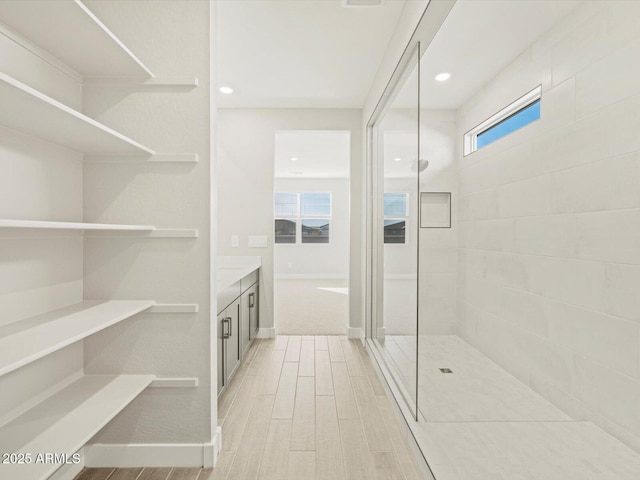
439 368 453 374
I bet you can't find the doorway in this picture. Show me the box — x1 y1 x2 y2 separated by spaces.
273 130 350 335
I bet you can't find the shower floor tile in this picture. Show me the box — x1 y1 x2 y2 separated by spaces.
418 335 570 421
382 335 569 421
378 334 640 478
417 421 640 480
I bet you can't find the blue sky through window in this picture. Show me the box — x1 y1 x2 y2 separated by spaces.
300 193 331 216
477 100 541 149
384 193 407 217
274 193 298 217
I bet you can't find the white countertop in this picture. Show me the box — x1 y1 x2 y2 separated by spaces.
216 256 261 290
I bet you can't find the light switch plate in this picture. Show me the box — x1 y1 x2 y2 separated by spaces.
248 235 268 248
231 235 239 247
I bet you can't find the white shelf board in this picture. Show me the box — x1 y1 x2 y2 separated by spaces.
0 72 155 156
0 300 154 377
0 374 154 480
0 219 155 231
0 0 153 79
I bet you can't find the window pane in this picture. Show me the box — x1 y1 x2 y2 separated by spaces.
301 218 330 244
300 193 331 216
275 219 296 244
477 99 540 149
384 219 405 244
384 193 407 217
275 193 298 217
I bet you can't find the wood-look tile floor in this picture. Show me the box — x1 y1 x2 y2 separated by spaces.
76 336 425 480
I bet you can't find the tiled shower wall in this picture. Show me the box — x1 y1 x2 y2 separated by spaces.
455 1 640 452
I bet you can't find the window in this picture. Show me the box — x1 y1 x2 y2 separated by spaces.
383 193 408 244
274 192 331 244
464 86 541 156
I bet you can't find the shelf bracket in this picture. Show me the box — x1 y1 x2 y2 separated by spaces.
149 377 199 388
147 304 199 314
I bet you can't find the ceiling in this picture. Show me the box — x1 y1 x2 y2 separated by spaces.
217 0 582 110
393 0 581 109
274 131 351 178
216 0 407 108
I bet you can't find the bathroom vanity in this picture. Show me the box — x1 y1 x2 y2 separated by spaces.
216 256 261 397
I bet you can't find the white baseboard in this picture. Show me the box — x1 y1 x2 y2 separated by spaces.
207 426 222 468
85 441 218 468
257 326 276 339
347 325 363 339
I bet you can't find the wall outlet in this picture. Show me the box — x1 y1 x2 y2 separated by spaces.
248 235 268 248
231 235 239 247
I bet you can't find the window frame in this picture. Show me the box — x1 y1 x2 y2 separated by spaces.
463 85 542 156
274 192 332 245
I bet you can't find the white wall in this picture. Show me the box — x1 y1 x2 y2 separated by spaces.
274 177 350 277
80 0 214 450
456 0 640 453
217 109 362 334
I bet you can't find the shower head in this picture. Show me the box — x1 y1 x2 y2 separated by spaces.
410 159 429 173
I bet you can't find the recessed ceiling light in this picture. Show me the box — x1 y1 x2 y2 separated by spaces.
291 157 298 162
219 86 234 94
435 72 451 82
394 157 402 162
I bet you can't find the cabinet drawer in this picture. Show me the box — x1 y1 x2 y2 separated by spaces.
241 269 258 292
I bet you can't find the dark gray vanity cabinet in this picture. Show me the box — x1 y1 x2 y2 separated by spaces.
217 298 240 397
217 268 259 398
240 283 259 358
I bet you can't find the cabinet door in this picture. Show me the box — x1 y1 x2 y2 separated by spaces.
248 283 259 340
225 299 241 383
217 311 225 397
240 289 251 358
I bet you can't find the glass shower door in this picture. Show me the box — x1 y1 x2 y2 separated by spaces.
371 45 421 419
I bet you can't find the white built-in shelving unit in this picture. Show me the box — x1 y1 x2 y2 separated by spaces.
0 0 153 80
0 301 155 377
0 375 155 480
0 0 199 475
0 72 155 156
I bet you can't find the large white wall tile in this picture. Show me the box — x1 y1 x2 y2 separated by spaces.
532 112 610 175
496 287 549 339
519 256 604 311
548 152 640 214
514 215 577 257
576 209 640 265
456 0 640 452
576 38 640 116
459 273 498 316
497 176 552 218
547 302 639 377
603 264 640 323
574 355 640 435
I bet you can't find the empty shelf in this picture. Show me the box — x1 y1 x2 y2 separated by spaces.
0 0 153 79
0 219 155 231
0 374 154 480
0 300 154 377
0 72 155 155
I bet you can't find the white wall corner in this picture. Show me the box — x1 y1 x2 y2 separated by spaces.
204 426 223 468
257 326 276 339
84 444 210 468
